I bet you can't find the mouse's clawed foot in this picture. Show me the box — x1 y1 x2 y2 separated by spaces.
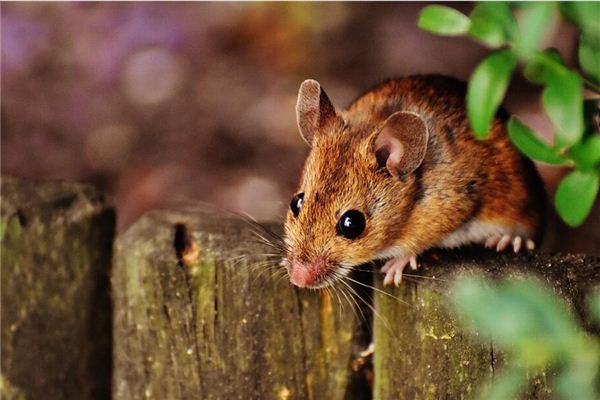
381 255 418 286
485 235 535 253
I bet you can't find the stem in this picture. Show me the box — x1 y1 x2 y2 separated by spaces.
583 78 600 94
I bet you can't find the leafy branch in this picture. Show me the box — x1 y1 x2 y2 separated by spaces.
418 2 600 227
452 277 600 400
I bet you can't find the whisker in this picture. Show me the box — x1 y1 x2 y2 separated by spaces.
336 275 397 339
275 270 290 285
240 216 285 245
332 274 367 324
247 234 284 252
330 269 373 324
332 286 356 319
343 274 411 307
327 286 346 317
341 285 365 323
252 263 282 282
402 273 450 282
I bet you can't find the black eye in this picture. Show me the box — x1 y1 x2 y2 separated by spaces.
337 210 366 239
290 193 304 217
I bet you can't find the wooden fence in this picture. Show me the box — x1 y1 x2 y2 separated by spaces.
2 177 599 399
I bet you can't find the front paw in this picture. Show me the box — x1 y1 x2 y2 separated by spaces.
485 234 535 253
381 255 418 286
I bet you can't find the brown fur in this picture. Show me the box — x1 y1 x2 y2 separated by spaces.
284 75 545 287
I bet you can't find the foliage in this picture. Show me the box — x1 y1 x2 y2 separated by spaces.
452 277 600 400
418 2 600 227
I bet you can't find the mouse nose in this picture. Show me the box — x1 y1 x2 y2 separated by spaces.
289 258 327 288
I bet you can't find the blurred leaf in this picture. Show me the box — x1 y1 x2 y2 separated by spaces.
579 35 600 84
469 2 518 47
467 49 517 138
508 117 567 164
452 278 577 367
542 70 584 147
523 51 585 146
516 2 554 53
570 134 600 170
554 352 600 400
500 281 579 360
418 5 471 36
523 49 565 84
477 368 528 400
559 2 600 43
453 277 600 400
555 169 600 227
451 278 499 333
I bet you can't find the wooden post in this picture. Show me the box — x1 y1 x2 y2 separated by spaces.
373 248 600 400
112 210 363 400
1 177 115 399
4 176 599 399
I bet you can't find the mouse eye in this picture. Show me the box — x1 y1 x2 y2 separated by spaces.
337 210 366 239
290 193 304 217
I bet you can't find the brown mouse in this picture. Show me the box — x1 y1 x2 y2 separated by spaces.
283 75 545 288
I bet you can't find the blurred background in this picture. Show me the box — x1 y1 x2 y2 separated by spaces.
2 2 597 253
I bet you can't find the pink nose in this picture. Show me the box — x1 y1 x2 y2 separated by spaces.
289 259 327 288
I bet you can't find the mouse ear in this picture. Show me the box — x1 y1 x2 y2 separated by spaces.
296 79 339 147
372 111 428 178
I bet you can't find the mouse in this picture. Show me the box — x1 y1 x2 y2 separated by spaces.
282 75 546 288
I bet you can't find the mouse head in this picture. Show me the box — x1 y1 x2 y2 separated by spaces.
283 79 429 288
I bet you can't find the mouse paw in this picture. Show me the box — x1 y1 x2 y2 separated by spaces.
485 234 535 253
381 255 417 286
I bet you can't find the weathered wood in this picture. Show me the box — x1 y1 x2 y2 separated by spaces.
373 248 600 400
112 210 363 400
1 177 115 400
5 177 598 399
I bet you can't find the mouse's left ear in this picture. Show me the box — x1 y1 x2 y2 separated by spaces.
372 111 428 178
296 79 340 147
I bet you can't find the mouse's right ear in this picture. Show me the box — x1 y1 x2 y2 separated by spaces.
372 111 428 178
296 79 339 147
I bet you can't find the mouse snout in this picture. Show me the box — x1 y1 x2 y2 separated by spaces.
289 258 327 288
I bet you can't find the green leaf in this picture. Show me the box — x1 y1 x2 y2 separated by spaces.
555 169 600 227
560 3 600 43
570 134 600 170
516 2 554 53
522 51 585 146
508 117 567 164
477 368 528 400
467 49 517 138
469 2 518 47
554 352 600 400
452 278 577 358
579 35 600 84
454 274 600 400
542 70 584 147
418 5 471 36
523 49 565 84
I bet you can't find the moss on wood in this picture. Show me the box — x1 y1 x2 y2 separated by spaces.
373 248 600 400
112 210 361 400
1 177 115 400
5 176 599 400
